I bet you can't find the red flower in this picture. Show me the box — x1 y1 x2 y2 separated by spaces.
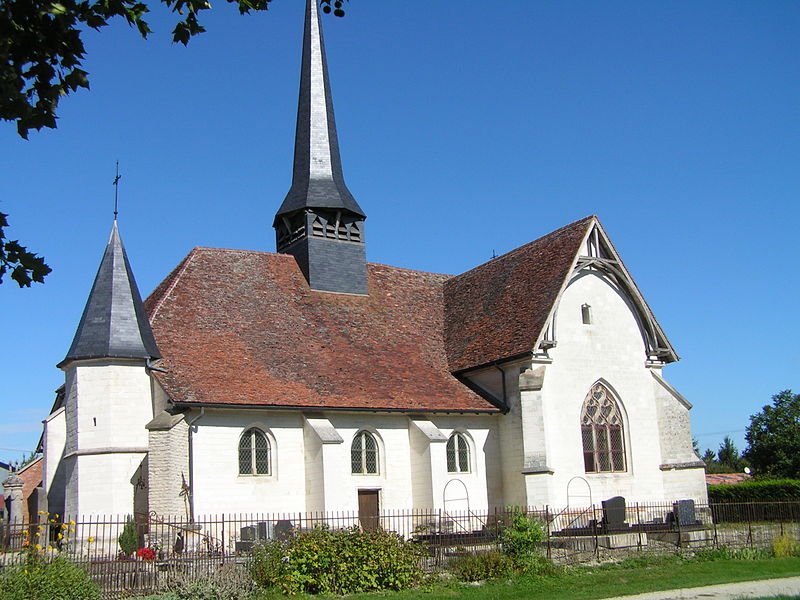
136 547 157 561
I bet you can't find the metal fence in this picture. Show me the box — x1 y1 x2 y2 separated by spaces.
1 501 800 598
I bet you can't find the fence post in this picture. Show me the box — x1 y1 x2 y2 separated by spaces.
545 505 551 559
636 502 642 551
593 504 599 559
221 514 226 565
676 501 682 549
712 503 718 548
747 503 753 548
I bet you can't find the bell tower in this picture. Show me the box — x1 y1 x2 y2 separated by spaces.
273 0 368 295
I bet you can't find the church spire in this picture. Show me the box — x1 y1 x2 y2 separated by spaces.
273 0 368 295
59 221 161 367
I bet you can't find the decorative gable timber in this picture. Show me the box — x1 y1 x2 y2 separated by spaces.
444 215 678 374
537 218 679 364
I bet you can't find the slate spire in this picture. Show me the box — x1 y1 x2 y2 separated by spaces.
59 221 161 367
273 0 368 295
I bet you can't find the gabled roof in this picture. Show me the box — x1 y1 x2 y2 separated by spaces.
145 248 495 412
444 216 594 373
59 221 161 367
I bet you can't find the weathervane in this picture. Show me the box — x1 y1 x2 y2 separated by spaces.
113 161 121 220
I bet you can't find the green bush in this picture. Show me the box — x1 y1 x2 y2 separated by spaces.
451 550 513 581
708 479 800 503
161 562 256 600
694 545 771 561
499 508 546 560
0 554 100 600
249 540 288 589
772 533 800 558
118 516 138 557
250 526 422 595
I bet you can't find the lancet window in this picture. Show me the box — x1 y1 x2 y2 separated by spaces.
351 430 379 474
581 383 626 473
238 428 271 476
446 432 471 473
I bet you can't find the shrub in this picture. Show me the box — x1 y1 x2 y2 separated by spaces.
0 554 100 600
250 526 422 595
451 551 513 581
772 533 800 558
161 562 256 600
499 508 546 560
249 539 288 589
694 545 771 561
118 516 138 557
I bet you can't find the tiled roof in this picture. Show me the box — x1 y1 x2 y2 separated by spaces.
145 249 496 412
444 216 594 373
706 473 753 486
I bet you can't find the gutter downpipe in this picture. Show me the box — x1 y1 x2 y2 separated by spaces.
186 407 205 522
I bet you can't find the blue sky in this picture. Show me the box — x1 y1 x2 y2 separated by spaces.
1 1 798 466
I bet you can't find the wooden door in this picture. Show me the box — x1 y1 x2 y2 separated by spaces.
358 490 379 531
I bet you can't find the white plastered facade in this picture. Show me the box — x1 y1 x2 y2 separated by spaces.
44 222 707 520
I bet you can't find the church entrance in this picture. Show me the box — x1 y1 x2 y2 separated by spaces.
358 489 380 531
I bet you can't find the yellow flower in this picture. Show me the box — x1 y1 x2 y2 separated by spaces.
61 524 68 530
70 528 76 534
57 533 63 540
53 514 59 519
88 536 95 543
69 520 76 526
47 546 54 552
34 544 42 551
50 519 56 523
38 511 47 515
21 529 28 536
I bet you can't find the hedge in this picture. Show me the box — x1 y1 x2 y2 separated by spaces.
708 479 800 503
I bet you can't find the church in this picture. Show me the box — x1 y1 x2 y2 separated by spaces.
40 0 707 524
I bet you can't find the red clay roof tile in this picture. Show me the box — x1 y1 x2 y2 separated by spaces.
444 216 594 372
146 249 496 411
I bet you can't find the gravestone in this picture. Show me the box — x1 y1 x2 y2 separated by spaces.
240 526 256 541
673 499 698 527
601 496 628 531
274 520 294 541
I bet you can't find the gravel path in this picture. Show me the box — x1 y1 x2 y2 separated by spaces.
600 575 800 599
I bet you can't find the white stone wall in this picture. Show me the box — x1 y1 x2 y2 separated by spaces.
189 409 498 517
148 417 190 518
527 270 706 507
43 407 67 513
61 360 154 517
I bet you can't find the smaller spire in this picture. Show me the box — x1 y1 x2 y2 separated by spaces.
59 222 161 367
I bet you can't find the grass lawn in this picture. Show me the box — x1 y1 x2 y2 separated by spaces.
309 556 800 600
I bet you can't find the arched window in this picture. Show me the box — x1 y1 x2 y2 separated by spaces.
581 383 626 473
239 428 271 475
446 432 470 473
351 431 379 474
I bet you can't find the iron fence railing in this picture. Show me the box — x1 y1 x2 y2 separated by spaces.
1 501 799 598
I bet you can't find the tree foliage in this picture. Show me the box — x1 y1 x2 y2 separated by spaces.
744 390 800 478
1 0 347 138
0 212 50 286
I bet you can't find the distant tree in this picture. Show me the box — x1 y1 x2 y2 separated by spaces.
717 436 745 472
744 390 800 478
702 447 734 474
0 212 50 287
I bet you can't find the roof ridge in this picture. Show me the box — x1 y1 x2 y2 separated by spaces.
147 249 199 322
454 215 595 281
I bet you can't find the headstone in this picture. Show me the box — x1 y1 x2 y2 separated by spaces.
257 521 269 540
240 526 256 541
673 499 697 527
274 520 294 541
601 496 628 531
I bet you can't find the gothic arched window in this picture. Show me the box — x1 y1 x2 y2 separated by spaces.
446 432 470 473
351 431 379 474
239 428 271 475
581 383 626 473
